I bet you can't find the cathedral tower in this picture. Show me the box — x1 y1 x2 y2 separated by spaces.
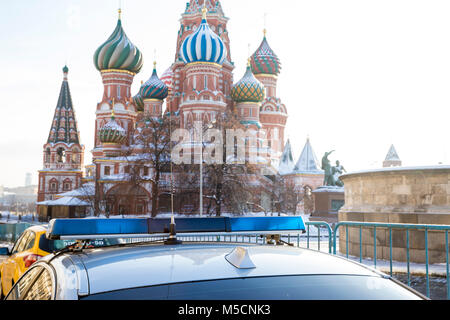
139 62 169 118
92 9 143 159
167 1 234 119
251 30 287 167
37 66 85 202
178 5 228 128
231 59 265 129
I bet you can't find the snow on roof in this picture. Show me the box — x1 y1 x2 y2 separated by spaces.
37 197 90 207
292 138 323 174
57 183 95 197
342 165 450 178
278 139 295 175
313 186 345 193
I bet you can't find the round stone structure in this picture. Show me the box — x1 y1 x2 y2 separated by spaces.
339 166 450 264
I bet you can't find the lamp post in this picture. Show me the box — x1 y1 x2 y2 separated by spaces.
200 131 203 217
197 120 216 217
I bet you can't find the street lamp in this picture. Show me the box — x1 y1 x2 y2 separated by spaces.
198 120 216 217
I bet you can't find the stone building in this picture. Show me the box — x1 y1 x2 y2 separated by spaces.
339 166 450 263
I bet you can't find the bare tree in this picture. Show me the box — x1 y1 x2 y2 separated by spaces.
282 181 303 215
201 110 256 216
127 112 176 217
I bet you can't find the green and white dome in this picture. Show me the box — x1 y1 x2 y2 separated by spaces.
98 112 127 144
93 11 143 74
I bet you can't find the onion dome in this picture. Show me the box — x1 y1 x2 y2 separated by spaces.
180 7 227 65
98 111 127 144
132 93 144 111
139 62 169 100
250 31 281 76
231 60 265 103
160 67 174 91
93 10 143 74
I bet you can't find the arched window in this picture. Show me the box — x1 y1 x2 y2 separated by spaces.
56 148 65 163
45 148 51 163
49 179 58 192
104 166 111 176
63 179 72 191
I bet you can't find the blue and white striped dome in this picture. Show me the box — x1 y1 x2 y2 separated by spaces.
180 10 227 65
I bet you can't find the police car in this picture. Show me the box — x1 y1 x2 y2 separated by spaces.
3 216 426 300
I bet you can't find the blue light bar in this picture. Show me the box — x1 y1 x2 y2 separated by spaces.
47 217 305 240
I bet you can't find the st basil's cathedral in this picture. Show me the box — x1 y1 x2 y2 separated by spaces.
37 0 324 219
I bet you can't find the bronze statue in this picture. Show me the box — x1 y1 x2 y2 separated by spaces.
322 151 346 187
331 160 346 187
321 151 335 186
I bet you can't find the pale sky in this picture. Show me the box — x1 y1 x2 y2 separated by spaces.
0 0 449 187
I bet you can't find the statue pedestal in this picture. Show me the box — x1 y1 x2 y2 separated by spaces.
311 186 345 224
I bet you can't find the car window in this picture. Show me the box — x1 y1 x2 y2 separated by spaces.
11 233 27 254
81 275 423 300
12 232 30 254
24 232 36 251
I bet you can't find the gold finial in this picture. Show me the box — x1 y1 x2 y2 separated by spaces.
111 109 115 119
263 12 267 37
153 60 157 69
202 4 207 19
247 57 251 67
118 8 122 20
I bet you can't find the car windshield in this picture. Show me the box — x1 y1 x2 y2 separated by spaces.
38 234 122 253
81 275 423 300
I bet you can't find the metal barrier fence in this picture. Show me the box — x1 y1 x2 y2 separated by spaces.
0 223 35 243
125 221 334 253
333 221 450 300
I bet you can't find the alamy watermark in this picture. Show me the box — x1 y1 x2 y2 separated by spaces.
171 121 279 165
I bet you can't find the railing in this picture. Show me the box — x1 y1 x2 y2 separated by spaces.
0 223 36 242
126 221 334 253
333 221 450 300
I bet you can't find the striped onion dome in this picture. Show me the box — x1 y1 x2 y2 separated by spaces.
93 12 143 74
180 7 227 65
250 32 281 76
139 63 169 100
98 112 127 144
132 93 144 111
160 67 174 90
231 60 265 103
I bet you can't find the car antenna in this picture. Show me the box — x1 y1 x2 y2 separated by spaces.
164 95 182 246
164 215 182 245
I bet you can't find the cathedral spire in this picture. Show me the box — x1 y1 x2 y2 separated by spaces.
383 144 402 167
278 139 295 175
47 66 80 145
293 138 322 174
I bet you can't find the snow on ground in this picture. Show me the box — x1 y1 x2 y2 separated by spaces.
0 212 40 224
339 253 449 277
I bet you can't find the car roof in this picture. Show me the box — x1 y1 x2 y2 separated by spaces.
57 243 383 295
26 225 47 234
